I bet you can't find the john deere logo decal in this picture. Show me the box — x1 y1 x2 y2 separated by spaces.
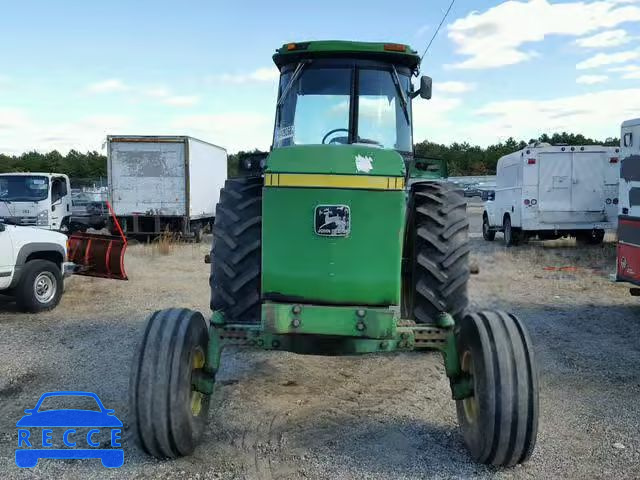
315 205 350 237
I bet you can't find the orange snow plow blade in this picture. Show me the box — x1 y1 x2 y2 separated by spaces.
67 200 128 280
67 233 128 280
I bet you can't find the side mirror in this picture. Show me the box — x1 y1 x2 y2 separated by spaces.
419 76 432 100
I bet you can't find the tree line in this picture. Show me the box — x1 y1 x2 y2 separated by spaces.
0 150 106 182
0 132 620 180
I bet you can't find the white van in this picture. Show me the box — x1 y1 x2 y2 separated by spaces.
483 143 620 246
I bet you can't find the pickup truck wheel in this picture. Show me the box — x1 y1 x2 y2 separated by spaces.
576 229 605 245
503 216 520 247
15 260 63 313
482 215 495 241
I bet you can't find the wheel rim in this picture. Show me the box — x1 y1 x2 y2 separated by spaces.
34 272 56 304
504 220 511 244
190 346 206 416
483 218 489 237
461 350 479 424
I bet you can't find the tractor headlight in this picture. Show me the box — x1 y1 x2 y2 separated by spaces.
37 210 49 226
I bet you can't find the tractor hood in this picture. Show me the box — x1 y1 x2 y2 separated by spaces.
266 145 406 177
261 144 406 307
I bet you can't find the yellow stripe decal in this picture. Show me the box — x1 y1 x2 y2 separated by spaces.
265 173 404 190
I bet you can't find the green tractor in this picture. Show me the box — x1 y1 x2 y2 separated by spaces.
129 41 539 467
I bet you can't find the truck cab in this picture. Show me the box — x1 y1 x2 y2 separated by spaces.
0 220 72 312
0 173 73 231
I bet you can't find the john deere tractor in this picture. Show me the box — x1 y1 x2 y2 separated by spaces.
130 41 539 467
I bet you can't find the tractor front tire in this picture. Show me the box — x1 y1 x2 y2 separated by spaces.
210 177 262 324
455 311 539 466
408 182 470 323
129 308 211 459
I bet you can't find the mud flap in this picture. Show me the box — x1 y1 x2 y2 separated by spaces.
67 233 128 280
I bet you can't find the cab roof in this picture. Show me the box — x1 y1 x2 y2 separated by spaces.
273 40 421 71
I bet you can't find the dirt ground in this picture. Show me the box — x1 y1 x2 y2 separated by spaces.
1 205 640 479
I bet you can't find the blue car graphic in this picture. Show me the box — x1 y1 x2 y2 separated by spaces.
15 391 124 468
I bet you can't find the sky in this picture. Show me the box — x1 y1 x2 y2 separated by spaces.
0 0 639 155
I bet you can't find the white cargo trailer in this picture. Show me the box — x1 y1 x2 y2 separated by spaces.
107 135 227 241
483 143 620 246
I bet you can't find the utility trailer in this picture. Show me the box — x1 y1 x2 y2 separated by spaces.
616 118 640 289
107 136 227 241
483 143 620 246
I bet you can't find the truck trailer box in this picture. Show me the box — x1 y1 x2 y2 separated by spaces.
107 135 227 239
483 143 620 245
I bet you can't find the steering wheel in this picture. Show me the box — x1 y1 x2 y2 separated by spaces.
322 128 349 145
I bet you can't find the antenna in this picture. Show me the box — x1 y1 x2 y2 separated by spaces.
420 0 456 61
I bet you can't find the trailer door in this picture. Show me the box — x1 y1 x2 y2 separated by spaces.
571 152 604 211
538 152 572 211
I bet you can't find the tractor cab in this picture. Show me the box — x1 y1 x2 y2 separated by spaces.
272 41 431 159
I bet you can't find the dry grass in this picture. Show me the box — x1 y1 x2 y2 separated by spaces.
140 230 182 257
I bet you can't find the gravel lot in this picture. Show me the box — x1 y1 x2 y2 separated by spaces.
1 205 640 479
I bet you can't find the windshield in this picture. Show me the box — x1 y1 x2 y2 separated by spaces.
274 64 412 152
0 175 49 202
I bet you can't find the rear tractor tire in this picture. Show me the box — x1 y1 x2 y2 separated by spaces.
405 182 470 323
129 308 211 458
210 177 263 324
454 311 539 466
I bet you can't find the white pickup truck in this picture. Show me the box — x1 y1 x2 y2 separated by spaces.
0 221 73 312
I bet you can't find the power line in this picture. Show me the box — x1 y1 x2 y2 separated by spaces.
420 0 456 61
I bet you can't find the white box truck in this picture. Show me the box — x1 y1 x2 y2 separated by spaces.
483 143 620 246
107 136 227 241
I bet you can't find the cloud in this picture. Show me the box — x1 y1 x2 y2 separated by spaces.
575 29 633 48
437 81 476 94
0 108 30 131
86 79 130 94
415 24 430 38
142 86 171 98
607 64 640 78
576 74 608 84
466 87 640 145
608 64 640 72
161 95 199 107
210 67 280 85
413 97 463 143
576 50 640 69
447 0 640 69
0 112 132 154
171 112 272 152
